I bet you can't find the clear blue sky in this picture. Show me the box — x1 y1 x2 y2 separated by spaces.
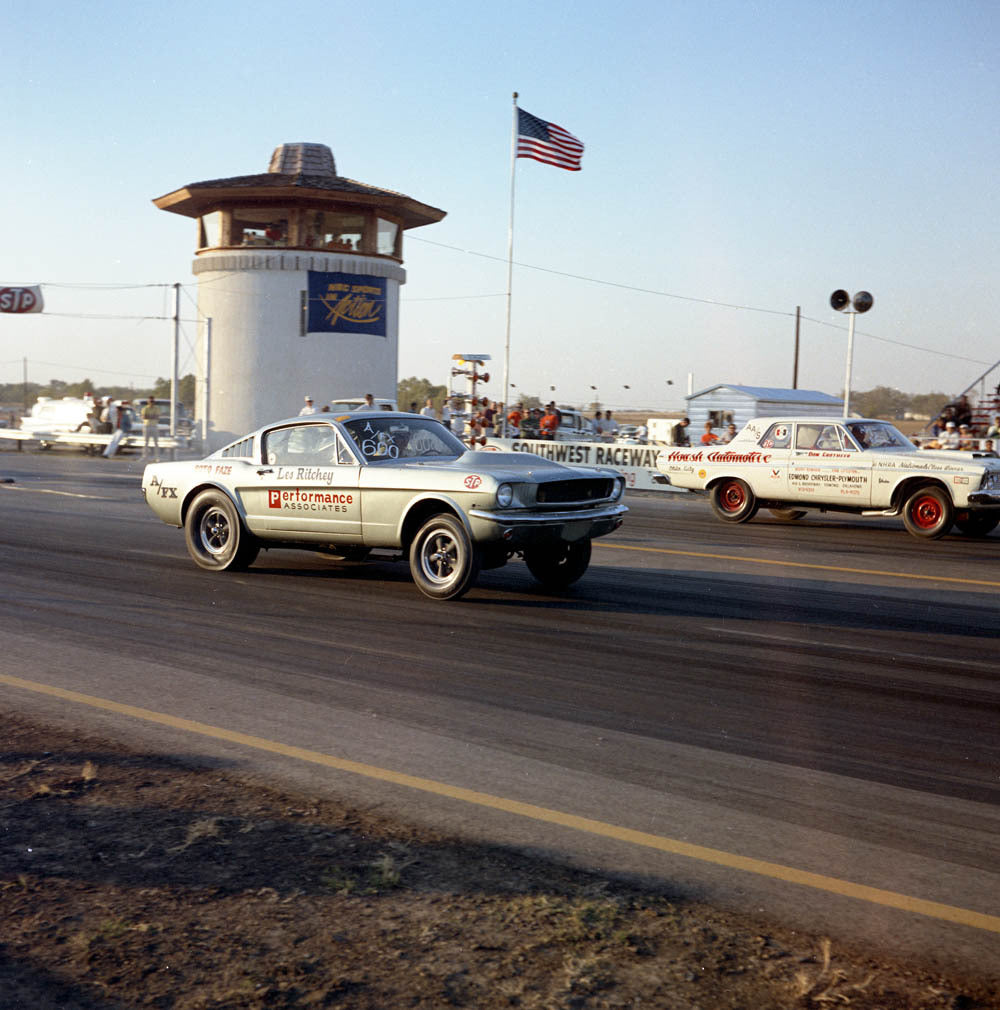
3 0 998 410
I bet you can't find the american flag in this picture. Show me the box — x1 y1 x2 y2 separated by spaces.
516 108 584 171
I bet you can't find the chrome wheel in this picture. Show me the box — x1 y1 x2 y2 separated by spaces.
184 490 259 571
409 514 480 600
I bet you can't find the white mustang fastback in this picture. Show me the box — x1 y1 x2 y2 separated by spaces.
142 412 627 599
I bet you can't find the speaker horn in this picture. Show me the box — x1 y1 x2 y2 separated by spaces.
830 289 851 311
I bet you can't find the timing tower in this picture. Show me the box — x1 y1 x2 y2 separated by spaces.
153 142 445 448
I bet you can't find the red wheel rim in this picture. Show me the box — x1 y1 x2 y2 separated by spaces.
720 481 746 512
910 494 942 529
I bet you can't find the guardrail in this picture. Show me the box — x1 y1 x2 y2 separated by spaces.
0 428 196 456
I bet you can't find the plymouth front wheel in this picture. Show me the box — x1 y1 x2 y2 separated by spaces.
901 486 953 540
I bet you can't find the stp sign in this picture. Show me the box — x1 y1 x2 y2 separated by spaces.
0 286 44 313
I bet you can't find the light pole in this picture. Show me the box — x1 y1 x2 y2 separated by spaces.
830 289 873 417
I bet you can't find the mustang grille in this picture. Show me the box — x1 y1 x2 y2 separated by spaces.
536 478 614 503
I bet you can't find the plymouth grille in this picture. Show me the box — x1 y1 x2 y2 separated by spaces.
537 478 614 503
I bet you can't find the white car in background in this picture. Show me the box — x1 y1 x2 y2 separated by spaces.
655 416 1000 540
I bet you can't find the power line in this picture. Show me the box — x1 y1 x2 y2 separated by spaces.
41 312 196 322
408 235 992 366
9 359 162 380
39 282 174 290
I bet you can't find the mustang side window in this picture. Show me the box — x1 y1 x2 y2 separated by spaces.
264 424 342 466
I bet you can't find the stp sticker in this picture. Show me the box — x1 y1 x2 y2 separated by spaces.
464 475 482 489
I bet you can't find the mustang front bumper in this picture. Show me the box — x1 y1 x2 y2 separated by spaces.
468 502 628 545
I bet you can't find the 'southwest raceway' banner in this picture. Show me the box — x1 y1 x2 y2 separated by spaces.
483 437 677 492
307 271 386 336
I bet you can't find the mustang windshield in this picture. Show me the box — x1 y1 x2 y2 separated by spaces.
343 416 466 461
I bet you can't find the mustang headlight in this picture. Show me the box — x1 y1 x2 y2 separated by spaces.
611 477 626 501
496 483 514 508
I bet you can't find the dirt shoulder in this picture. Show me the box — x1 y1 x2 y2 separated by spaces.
2 713 996 1009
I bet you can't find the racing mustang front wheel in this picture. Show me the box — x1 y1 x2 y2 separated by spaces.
409 514 481 601
710 478 758 523
184 490 260 571
954 512 1000 538
524 538 592 590
901 486 953 540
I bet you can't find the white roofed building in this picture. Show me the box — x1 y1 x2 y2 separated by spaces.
685 384 844 433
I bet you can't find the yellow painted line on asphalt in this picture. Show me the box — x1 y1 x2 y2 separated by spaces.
4 672 1000 935
598 542 1000 589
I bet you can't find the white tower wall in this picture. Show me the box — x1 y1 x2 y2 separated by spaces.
194 249 404 449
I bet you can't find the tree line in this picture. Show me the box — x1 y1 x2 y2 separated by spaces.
847 386 955 420
0 375 197 409
2 375 957 421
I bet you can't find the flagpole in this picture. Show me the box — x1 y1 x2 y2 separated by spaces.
501 91 518 438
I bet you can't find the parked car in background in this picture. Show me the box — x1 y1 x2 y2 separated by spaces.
144 399 193 436
327 396 398 412
656 416 1000 540
141 411 627 599
19 396 96 436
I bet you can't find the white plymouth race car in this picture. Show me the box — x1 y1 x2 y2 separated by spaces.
141 412 627 600
655 416 1000 540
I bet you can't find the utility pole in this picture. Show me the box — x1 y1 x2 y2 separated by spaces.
171 282 180 443
792 306 800 389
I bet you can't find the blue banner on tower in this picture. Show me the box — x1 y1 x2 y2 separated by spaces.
307 272 387 336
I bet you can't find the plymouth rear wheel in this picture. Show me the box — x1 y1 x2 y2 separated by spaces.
409 514 480 600
901 486 953 540
954 512 999 537
769 508 807 521
710 478 758 523
524 539 592 589
184 490 260 571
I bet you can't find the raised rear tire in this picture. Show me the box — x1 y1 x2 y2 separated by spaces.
710 478 758 523
524 538 592 589
954 512 1000 537
901 486 953 540
769 508 807 521
409 514 480 600
184 490 260 571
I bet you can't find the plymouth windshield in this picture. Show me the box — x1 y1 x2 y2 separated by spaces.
845 421 914 450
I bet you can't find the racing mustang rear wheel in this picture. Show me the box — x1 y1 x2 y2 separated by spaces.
524 538 592 590
184 490 260 571
954 512 1000 537
901 486 953 540
710 478 759 523
769 508 807 521
409 514 481 601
